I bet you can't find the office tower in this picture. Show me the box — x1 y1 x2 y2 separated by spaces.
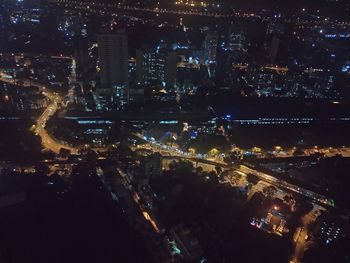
216 51 235 86
136 48 165 85
269 36 280 64
266 20 284 36
73 36 90 79
165 51 177 89
203 30 218 65
136 47 176 89
97 30 128 110
227 26 247 55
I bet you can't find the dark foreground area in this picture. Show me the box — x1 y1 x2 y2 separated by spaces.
0 175 151 263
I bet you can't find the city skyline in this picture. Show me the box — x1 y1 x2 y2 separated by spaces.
0 0 350 262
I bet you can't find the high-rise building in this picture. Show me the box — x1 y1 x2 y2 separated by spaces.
266 20 284 36
73 36 90 79
216 51 235 86
216 25 247 86
136 48 165 85
203 30 218 65
165 51 177 89
269 36 280 64
227 26 247 55
97 31 128 110
136 48 177 89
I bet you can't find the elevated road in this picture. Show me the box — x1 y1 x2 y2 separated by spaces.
135 132 334 208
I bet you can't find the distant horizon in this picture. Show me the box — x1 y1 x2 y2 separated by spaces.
47 0 350 18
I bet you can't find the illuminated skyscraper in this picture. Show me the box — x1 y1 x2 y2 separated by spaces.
203 30 218 65
136 48 165 85
228 27 247 54
97 30 128 110
73 36 90 79
136 47 177 89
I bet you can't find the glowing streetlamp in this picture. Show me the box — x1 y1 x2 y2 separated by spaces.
275 146 282 151
188 148 196 155
209 148 219 156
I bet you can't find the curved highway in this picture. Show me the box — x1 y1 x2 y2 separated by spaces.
0 74 79 154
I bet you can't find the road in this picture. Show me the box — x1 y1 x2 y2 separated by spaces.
267 146 350 158
291 205 324 263
34 91 78 154
149 136 330 263
98 167 171 262
135 132 333 207
0 73 336 207
138 134 333 263
0 74 79 154
238 165 332 207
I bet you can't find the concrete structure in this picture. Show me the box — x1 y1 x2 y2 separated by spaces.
97 31 128 110
203 30 218 65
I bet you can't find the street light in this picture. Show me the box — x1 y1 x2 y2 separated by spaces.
275 146 282 151
188 148 195 155
252 147 262 153
209 148 219 156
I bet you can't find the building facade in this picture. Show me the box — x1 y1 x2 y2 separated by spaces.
97 31 128 111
